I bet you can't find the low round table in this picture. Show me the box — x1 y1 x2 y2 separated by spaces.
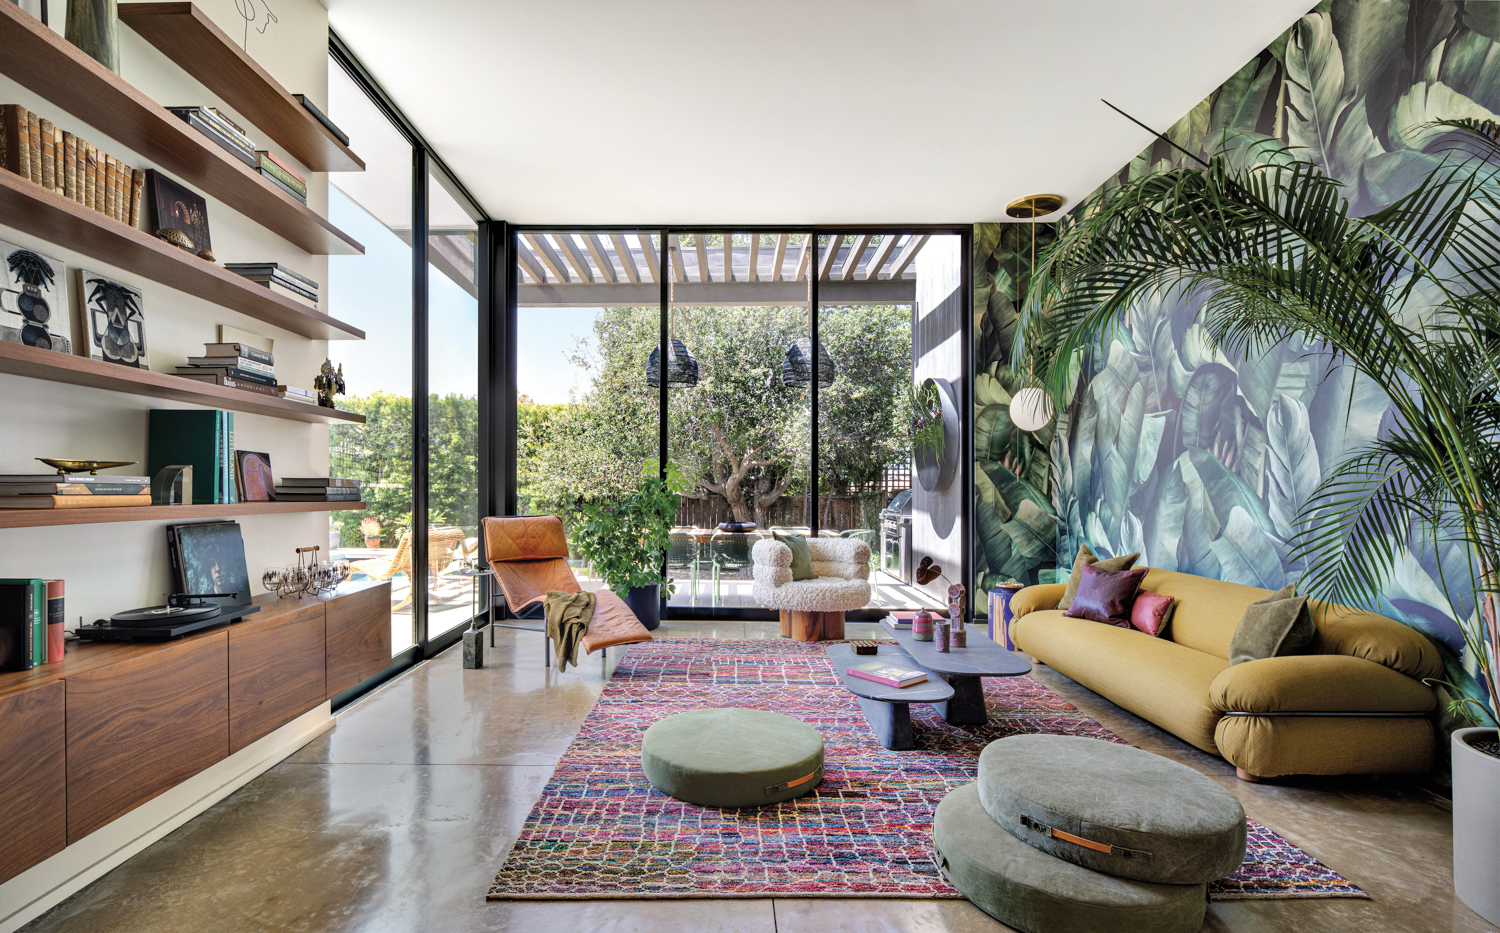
641 708 824 808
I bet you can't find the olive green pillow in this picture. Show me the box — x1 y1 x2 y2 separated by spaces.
774 532 817 581
1058 544 1141 611
1229 584 1317 665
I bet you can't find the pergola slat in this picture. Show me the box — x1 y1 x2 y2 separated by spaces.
885 234 929 279
747 234 760 282
669 234 687 283
862 233 901 281
638 232 660 283
722 233 734 283
771 233 788 283
841 234 871 281
515 240 548 284
554 233 595 283
584 234 618 284
818 234 845 280
694 234 710 284
793 236 811 281
610 234 640 284
524 233 571 283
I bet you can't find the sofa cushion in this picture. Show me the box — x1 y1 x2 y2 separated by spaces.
976 735 1246 884
1229 585 1316 666
1059 544 1141 611
1130 591 1175 637
1308 601 1444 681
1063 564 1147 627
1209 654 1437 714
1215 714 1435 778
774 532 817 580
1011 610 1228 754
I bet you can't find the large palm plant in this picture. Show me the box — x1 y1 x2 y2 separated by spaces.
1016 120 1500 725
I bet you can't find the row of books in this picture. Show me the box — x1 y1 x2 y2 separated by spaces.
274 477 361 501
225 262 320 309
166 107 311 204
0 473 151 510
0 579 64 672
149 410 242 504
1 104 144 226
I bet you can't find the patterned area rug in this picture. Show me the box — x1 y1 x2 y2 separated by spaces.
489 638 1368 901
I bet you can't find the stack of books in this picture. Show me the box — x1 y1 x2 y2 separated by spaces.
278 385 317 405
224 263 319 308
1 104 145 227
294 94 349 146
0 473 151 509
273 478 361 503
175 342 276 396
845 660 929 688
147 410 239 504
256 151 307 203
0 579 64 672
166 106 256 168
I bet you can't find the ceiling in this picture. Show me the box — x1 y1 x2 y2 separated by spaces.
325 0 1314 225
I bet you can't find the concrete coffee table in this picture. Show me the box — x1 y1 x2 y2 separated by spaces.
827 643 954 750
881 619 1031 726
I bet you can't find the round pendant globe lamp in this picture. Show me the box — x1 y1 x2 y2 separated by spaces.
781 336 836 388
1010 387 1055 432
646 338 700 388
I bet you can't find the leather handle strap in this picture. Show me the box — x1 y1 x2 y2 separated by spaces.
765 766 822 796
1020 814 1151 860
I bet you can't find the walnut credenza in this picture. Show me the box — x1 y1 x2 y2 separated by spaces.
0 581 390 884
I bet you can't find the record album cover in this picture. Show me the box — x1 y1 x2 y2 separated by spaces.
235 450 274 502
169 521 250 606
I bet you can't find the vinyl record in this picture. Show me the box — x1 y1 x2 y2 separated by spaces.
112 603 220 624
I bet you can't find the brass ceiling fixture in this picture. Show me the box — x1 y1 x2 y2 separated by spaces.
1006 193 1064 433
1004 194 1065 218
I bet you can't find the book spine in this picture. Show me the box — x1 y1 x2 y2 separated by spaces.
201 108 255 149
26 111 41 184
0 105 27 178
45 580 63 664
52 125 63 193
187 113 257 167
116 162 131 223
256 159 307 196
220 377 276 397
226 412 236 504
83 145 96 211
231 344 274 365
62 131 77 200
31 580 44 668
213 411 223 503
104 156 118 220
256 151 307 186
38 118 55 190
258 168 308 203
130 169 144 227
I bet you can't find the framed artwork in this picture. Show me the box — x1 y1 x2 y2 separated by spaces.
146 169 212 256
0 240 71 354
168 521 250 606
235 450 274 502
76 269 147 367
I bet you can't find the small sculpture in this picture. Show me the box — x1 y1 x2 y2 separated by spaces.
313 358 345 409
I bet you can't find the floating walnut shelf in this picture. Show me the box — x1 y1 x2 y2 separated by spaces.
0 1 363 255
0 500 369 530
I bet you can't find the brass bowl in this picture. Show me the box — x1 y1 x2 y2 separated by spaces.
37 458 138 475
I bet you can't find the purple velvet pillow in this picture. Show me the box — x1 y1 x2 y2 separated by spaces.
1062 563 1148 627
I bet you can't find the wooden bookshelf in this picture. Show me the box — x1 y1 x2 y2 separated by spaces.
0 500 368 529
0 171 363 340
119 3 364 174
0 2 363 256
0 342 366 424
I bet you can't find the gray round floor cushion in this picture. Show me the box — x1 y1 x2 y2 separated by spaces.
978 734 1247 884
640 708 824 808
934 783 1208 933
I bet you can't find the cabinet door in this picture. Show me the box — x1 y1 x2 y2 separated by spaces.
325 583 391 697
230 602 326 753
0 681 66 883
66 633 228 842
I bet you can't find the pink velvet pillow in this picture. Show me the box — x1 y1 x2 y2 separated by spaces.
1130 590 1175 637
1062 563 1147 628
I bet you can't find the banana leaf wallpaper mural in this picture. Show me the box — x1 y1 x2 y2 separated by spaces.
973 0 1500 683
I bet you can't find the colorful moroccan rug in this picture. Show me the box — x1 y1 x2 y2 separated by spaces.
488 638 1368 901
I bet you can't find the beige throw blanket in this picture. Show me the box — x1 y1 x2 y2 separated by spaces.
544 590 595 672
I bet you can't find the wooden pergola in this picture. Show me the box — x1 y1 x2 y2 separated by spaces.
516 232 928 306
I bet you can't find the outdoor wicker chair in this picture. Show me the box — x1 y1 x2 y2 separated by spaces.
667 532 702 608
708 531 756 608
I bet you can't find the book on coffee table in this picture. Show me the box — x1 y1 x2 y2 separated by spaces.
845 660 928 689
886 611 919 627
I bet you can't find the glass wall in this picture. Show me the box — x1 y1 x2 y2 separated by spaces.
325 56 416 655
426 170 480 637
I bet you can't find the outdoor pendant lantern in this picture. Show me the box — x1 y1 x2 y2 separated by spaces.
780 336 836 388
646 338 699 388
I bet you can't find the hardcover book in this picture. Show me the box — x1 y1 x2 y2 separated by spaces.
223 264 318 290
148 409 224 503
235 450 274 501
0 482 148 495
281 477 359 487
185 356 274 375
0 579 40 671
174 365 276 387
175 372 277 397
845 660 928 689
45 579 63 664
258 168 307 204
293 94 349 145
0 493 153 509
203 342 273 365
255 152 307 193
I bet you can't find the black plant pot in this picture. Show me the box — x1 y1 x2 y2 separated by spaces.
623 584 661 630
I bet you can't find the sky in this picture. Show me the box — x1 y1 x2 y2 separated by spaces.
518 306 598 403
326 187 481 398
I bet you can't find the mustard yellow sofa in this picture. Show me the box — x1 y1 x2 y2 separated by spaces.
1010 568 1443 779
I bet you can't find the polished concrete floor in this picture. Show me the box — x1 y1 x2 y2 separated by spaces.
20 620 1496 933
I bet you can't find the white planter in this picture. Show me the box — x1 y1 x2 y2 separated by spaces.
1453 727 1500 925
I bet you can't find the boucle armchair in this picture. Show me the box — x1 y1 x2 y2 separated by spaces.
752 536 872 641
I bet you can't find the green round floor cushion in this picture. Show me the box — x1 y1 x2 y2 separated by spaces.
978 734 1246 884
935 783 1208 933
640 708 824 808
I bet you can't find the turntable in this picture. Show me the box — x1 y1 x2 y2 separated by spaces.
76 592 260 641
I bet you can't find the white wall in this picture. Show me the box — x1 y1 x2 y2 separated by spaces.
0 0 336 625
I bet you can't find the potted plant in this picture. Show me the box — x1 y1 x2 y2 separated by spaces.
359 516 381 549
910 378 958 491
569 462 688 630
1018 118 1500 921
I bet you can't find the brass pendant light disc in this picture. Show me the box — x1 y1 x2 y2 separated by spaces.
1005 194 1065 218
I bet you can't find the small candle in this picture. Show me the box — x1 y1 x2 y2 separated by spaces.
913 611 934 642
935 620 950 652
951 626 966 648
